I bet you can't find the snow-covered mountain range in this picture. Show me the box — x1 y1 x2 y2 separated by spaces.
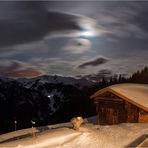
0 75 95 134
17 75 95 88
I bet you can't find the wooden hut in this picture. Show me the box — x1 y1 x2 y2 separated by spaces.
90 83 148 125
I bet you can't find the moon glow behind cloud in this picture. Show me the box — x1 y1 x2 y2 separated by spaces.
81 29 95 37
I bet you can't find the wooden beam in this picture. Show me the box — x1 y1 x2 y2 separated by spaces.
96 103 100 124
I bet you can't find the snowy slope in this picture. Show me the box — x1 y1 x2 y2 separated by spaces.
0 121 147 148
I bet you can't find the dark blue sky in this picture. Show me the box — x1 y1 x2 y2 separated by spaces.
0 1 148 78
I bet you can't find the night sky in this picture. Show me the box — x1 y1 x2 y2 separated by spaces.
0 1 148 78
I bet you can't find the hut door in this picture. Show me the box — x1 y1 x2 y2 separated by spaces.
105 108 118 124
102 107 127 124
99 106 120 124
98 99 127 124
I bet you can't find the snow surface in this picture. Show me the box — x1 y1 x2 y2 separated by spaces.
0 120 148 148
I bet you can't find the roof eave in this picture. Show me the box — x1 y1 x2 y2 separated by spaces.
90 87 148 112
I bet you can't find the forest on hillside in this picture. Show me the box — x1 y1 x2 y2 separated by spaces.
91 66 148 92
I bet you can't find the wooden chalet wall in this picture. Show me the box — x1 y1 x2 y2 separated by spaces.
139 110 148 123
94 92 148 124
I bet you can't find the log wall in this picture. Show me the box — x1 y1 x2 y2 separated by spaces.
139 110 148 123
94 92 146 124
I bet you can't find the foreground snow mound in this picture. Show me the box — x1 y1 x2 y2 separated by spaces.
0 128 81 148
0 123 148 148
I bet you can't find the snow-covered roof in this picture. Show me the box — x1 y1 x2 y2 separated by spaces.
90 83 148 112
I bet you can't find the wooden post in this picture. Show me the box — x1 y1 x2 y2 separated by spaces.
96 103 100 124
31 120 36 138
14 120 17 131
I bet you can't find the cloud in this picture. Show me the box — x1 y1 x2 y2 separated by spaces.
28 57 77 76
8 68 42 78
0 1 80 47
1 1 148 79
96 2 148 39
0 60 43 78
28 57 96 77
96 69 112 77
63 38 91 54
78 57 109 69
0 1 102 48
1 1 147 48
58 1 148 39
81 69 112 81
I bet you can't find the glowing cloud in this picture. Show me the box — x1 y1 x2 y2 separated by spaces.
0 61 43 78
63 38 91 54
